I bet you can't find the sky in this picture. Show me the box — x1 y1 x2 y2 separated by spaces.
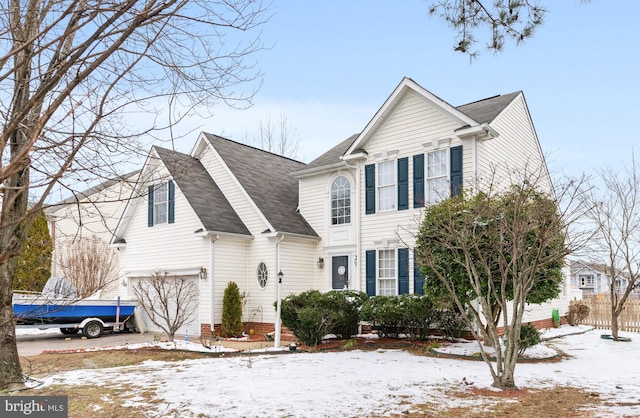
162 0 639 181
25 325 640 416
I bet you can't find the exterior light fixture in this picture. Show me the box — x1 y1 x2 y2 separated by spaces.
317 257 324 269
199 266 207 280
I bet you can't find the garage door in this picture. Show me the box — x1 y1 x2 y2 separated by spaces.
129 275 200 338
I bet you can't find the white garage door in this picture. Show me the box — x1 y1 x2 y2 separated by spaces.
129 275 200 338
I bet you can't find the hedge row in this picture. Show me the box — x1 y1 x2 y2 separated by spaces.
278 291 468 346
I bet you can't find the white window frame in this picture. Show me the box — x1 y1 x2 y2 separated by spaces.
377 160 396 211
331 176 351 225
257 262 268 289
426 149 448 204
154 182 169 225
579 274 595 288
377 249 397 296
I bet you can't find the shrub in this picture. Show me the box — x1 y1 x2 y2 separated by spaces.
324 290 368 339
360 296 405 338
401 294 438 341
434 308 469 340
221 281 244 337
518 323 541 355
567 301 590 326
279 290 367 346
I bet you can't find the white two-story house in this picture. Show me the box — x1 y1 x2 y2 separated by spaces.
69 76 571 336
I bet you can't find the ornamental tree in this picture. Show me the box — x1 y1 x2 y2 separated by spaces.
416 181 570 390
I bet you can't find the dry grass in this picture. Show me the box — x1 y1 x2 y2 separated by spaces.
402 386 603 417
7 348 631 417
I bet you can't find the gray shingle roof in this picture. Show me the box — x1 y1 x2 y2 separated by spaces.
303 134 359 171
456 91 521 124
203 134 318 238
46 170 141 214
154 146 251 236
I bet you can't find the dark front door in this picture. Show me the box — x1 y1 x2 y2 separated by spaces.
332 256 349 290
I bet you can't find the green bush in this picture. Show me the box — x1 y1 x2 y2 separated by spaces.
324 290 368 339
278 290 368 346
434 308 469 340
402 295 438 341
360 296 405 338
221 281 244 337
518 323 541 355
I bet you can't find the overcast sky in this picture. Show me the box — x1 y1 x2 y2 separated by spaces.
165 1 638 180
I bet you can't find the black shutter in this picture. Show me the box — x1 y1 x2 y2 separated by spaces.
450 146 463 197
398 248 409 295
397 157 408 211
365 164 376 214
413 248 425 295
366 250 376 296
168 180 175 224
148 185 154 227
413 154 424 208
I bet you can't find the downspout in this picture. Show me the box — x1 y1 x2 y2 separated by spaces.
274 234 285 348
209 235 217 333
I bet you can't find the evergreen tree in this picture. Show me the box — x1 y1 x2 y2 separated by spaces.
13 210 51 292
221 281 244 337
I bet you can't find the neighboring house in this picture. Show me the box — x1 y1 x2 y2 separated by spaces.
110 77 572 336
46 171 139 298
570 260 637 297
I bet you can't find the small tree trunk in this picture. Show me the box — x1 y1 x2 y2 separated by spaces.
0 264 23 389
611 305 619 339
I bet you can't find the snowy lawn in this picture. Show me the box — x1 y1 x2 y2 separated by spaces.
23 326 640 417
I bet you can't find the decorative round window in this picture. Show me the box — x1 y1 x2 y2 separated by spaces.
257 262 268 288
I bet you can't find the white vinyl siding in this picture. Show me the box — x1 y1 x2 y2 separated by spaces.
358 90 463 295
377 160 396 211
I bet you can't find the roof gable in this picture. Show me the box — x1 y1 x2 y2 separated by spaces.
153 147 250 236
344 77 478 157
203 133 318 238
344 77 520 159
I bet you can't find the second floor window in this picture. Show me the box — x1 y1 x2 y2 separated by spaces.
154 183 169 225
331 176 351 225
427 150 448 204
378 160 396 211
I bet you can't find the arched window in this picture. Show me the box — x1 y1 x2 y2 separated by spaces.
257 262 268 288
331 176 351 225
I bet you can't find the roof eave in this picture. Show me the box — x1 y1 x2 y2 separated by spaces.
292 161 351 179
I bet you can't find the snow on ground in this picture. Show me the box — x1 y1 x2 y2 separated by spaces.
25 325 640 417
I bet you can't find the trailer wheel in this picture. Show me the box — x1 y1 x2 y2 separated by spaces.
82 321 104 339
60 328 78 335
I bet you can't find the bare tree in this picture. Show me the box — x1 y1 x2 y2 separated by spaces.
583 155 640 340
0 0 268 389
416 173 586 390
253 113 300 159
58 237 118 298
133 271 198 342
428 0 589 57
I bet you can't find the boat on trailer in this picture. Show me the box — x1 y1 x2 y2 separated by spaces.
12 277 138 338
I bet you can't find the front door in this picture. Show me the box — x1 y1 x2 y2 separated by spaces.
332 256 349 290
